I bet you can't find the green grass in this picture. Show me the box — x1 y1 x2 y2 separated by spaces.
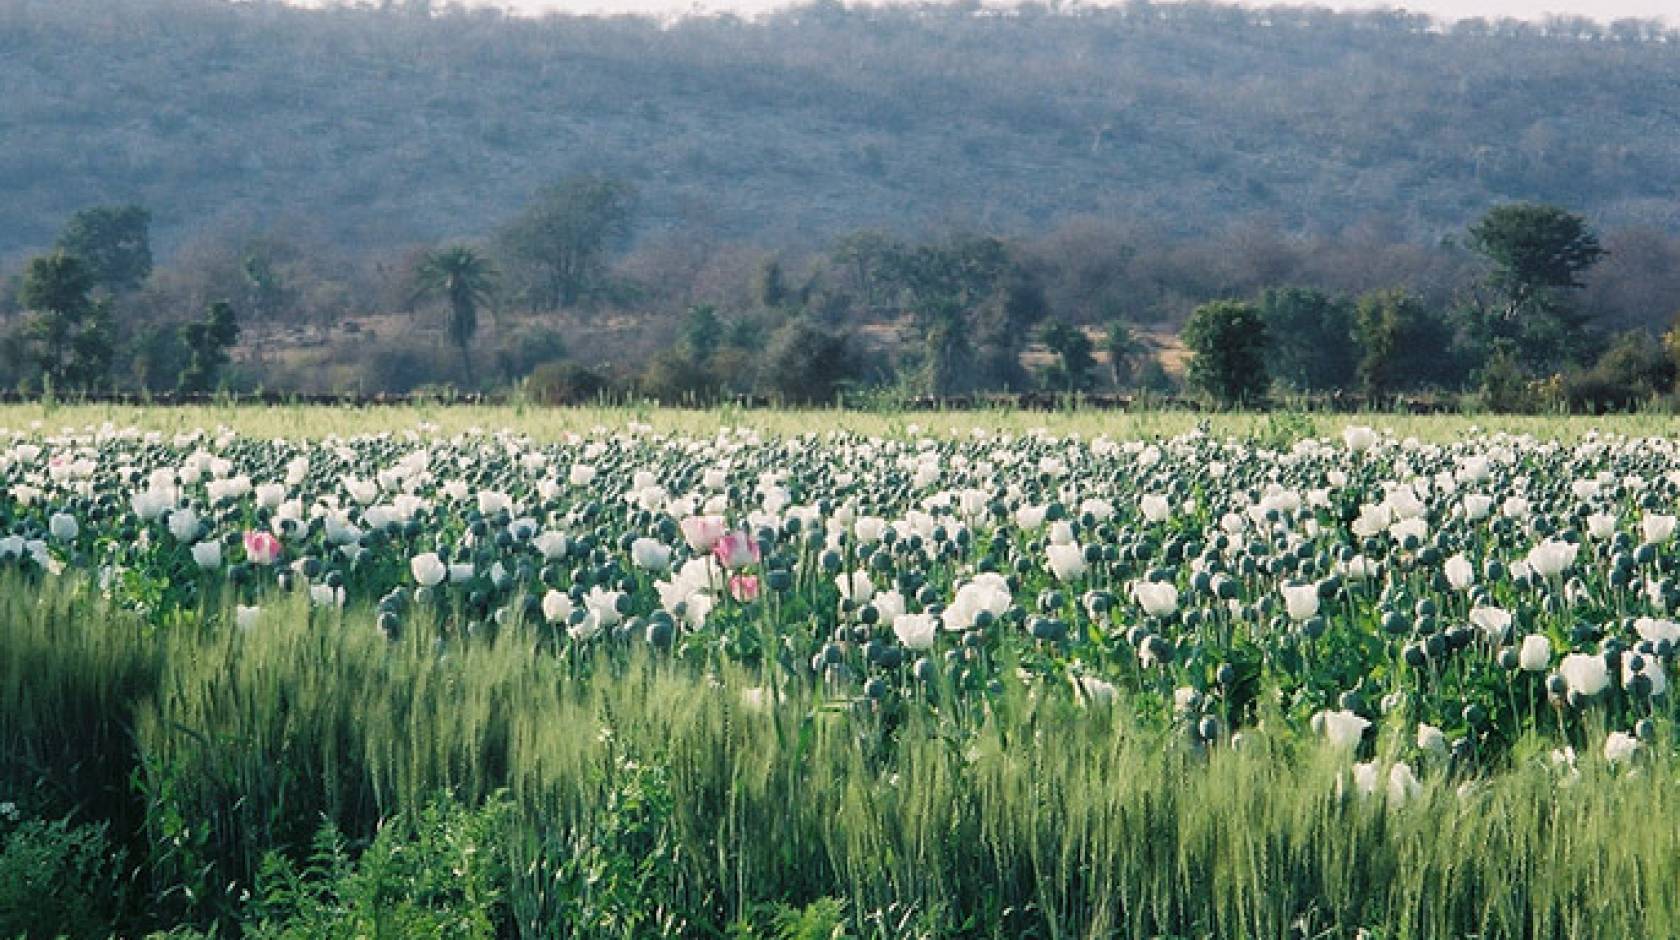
4 572 1679 938
2 400 1678 444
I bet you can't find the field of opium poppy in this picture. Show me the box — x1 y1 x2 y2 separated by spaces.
6 407 1680 938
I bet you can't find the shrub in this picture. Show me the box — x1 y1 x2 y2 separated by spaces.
759 318 854 404
491 325 569 386
639 347 717 404
1559 330 1675 412
1476 343 1542 413
243 798 510 940
360 341 451 395
524 360 608 404
1132 354 1177 394
708 347 759 398
0 814 125 938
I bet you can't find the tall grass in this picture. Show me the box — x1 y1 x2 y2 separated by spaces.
3 401 1677 445
4 572 1678 937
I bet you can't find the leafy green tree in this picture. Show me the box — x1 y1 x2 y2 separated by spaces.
1039 319 1095 391
18 251 113 391
1255 287 1358 391
1468 203 1607 320
55 205 152 293
127 323 189 392
722 313 762 352
498 176 634 310
883 237 1042 395
680 304 723 360
1182 299 1268 406
973 272 1047 392
1466 203 1606 372
414 246 497 385
177 301 241 393
1101 320 1147 388
1353 289 1459 398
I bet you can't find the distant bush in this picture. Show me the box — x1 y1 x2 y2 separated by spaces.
708 347 759 398
1132 354 1178 395
1559 331 1675 412
639 347 717 404
360 341 452 395
491 324 569 386
759 318 855 404
1475 344 1543 413
525 360 609 405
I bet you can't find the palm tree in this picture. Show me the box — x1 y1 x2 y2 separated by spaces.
414 246 497 385
1102 320 1148 389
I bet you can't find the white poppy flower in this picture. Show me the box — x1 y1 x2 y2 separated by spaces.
1281 583 1320 623
893 613 938 651
191 540 222 570
1319 709 1370 750
1559 653 1610 698
1046 543 1088 582
410 552 446 587
1519 634 1551 672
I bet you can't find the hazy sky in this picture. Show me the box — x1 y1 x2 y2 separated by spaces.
459 0 1675 20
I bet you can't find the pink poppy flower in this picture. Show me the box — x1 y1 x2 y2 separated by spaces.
679 515 728 553
713 531 760 569
729 574 761 603
244 530 283 566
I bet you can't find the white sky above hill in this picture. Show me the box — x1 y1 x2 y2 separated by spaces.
429 0 1674 22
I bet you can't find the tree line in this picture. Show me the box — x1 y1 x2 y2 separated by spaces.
3 183 1679 412
1178 203 1680 411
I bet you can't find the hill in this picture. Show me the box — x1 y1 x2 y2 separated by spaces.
3 0 1679 262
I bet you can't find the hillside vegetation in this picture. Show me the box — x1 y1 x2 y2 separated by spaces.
3 0 1679 260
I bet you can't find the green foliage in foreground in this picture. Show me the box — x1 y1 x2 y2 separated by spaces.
3 575 1680 938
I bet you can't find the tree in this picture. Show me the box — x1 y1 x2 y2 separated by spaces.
1468 203 1607 320
1101 320 1148 388
18 252 113 391
1255 287 1357 391
243 251 294 320
498 176 635 310
55 205 152 293
1182 300 1268 406
680 304 723 361
883 237 1042 395
178 301 241 393
127 323 190 392
1039 319 1095 391
1353 289 1459 398
414 246 497 385
756 259 790 309
1466 203 1607 372
830 231 897 310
